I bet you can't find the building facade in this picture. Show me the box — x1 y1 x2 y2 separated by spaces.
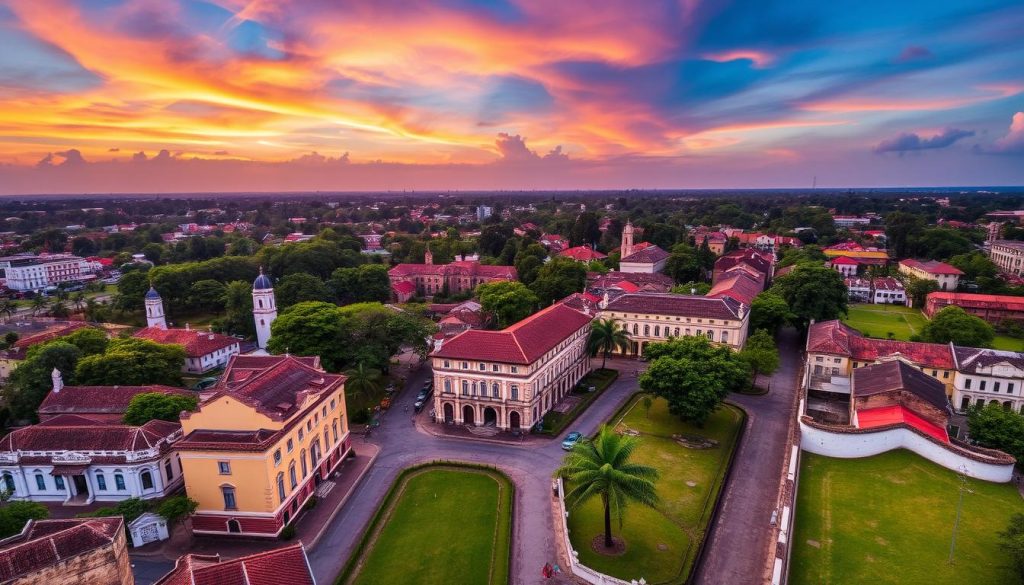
924 291 1024 323
598 292 750 355
134 327 240 374
989 240 1024 276
0 254 94 291
176 355 350 537
898 259 963 291
145 287 167 329
431 302 594 431
952 347 1024 413
389 259 516 299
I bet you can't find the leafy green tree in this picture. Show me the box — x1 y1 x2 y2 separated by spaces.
115 269 150 311
918 306 994 348
477 281 538 328
6 342 82 421
639 336 749 425
267 302 346 370
61 327 109 356
275 273 333 309
588 318 629 370
998 513 1024 582
670 281 711 295
665 243 702 284
142 243 164 265
343 362 384 402
529 257 586 306
123 392 198 425
908 228 974 261
479 224 514 257
514 244 548 285
554 425 659 549
75 338 186 386
903 275 940 308
187 279 227 313
750 291 791 334
156 495 199 527
0 300 14 323
772 265 848 330
778 245 826 268
330 265 392 304
569 212 602 247
739 329 780 388
948 251 999 282
30 296 49 317
0 501 49 538
885 211 924 259
219 280 255 338
967 403 1024 462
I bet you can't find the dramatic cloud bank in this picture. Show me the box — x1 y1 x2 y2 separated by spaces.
874 128 975 154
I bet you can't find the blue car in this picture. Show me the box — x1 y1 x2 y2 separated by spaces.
561 431 583 451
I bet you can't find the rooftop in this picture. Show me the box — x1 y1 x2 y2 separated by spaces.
927 291 1024 311
133 327 239 357
38 384 192 417
604 292 745 320
0 517 123 582
852 359 950 413
155 543 315 585
899 258 963 276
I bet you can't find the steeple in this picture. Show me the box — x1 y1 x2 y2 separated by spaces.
424 247 433 265
144 285 167 330
621 220 635 259
252 267 277 349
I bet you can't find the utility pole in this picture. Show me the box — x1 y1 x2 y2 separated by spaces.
948 466 969 565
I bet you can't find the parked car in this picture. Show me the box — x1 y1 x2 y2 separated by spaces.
414 397 428 412
561 431 583 451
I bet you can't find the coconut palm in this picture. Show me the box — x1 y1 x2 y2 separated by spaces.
587 318 630 370
344 362 384 401
0 300 14 323
555 425 659 549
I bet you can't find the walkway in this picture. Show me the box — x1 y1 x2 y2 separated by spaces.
692 328 801 585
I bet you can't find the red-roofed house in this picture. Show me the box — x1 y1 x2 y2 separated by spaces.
176 354 350 537
898 259 963 291
0 517 133 584
388 259 516 299
133 327 240 374
707 270 763 306
156 543 315 585
826 255 860 277
38 382 192 422
431 301 595 431
599 292 750 354
924 291 1024 324
559 245 607 263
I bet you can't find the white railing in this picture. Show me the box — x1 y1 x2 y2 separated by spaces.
554 478 642 585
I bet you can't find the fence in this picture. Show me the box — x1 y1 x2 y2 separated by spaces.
554 477 640 585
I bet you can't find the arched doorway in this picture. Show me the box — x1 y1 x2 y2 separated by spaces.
509 411 521 430
483 407 497 426
443 403 454 423
462 405 475 425
227 519 241 533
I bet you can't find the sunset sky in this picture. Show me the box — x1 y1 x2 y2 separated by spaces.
0 0 1022 193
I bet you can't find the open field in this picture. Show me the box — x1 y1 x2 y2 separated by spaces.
843 302 1024 350
342 465 512 585
566 396 743 584
791 450 1024 585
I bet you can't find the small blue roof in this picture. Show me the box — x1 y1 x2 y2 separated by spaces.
145 286 161 300
253 272 273 290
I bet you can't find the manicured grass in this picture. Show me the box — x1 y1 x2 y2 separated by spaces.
342 466 512 585
842 303 928 340
566 396 744 584
992 335 1024 351
539 368 619 436
791 450 1024 585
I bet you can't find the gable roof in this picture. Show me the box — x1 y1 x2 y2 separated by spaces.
133 327 238 357
559 246 607 261
953 346 1024 373
201 355 345 421
853 359 950 412
621 244 669 264
927 291 1024 311
707 271 763 306
38 384 192 417
899 258 963 276
156 543 315 585
432 302 594 364
604 293 745 320
807 320 954 369
0 417 181 455
0 518 123 582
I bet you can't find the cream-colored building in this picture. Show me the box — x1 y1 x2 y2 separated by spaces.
988 240 1024 277
431 302 594 431
898 259 963 291
598 292 750 355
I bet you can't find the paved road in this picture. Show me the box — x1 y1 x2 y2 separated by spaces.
306 357 643 585
692 328 801 585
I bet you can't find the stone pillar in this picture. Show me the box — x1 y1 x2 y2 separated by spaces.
128 470 141 497
63 474 73 503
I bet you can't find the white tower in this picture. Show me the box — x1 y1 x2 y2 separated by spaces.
252 268 277 349
51 368 63 393
621 220 635 258
145 286 167 329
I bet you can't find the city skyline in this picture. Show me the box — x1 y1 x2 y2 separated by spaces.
1 0 1023 193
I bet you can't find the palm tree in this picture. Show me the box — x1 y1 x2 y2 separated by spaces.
344 362 384 402
555 425 659 549
71 292 86 315
30 296 49 317
0 300 14 323
587 318 630 370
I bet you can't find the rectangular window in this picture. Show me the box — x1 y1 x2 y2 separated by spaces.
965 378 972 389
443 361 450 368
815 356 824 362
115 475 126 491
943 371 950 379
511 385 519 400
511 366 518 374
479 363 486 371
1010 383 1016 394
995 382 1002 392
55 476 65 490
274 449 282 465
298 429 304 441
462 362 469 370
492 364 500 372
35 475 45 490
218 461 231 475
980 380 987 391
96 474 107 491
931 370 937 377
222 487 237 510
287 439 294 453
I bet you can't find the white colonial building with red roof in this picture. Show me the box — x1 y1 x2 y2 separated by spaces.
430 301 595 431
598 292 751 355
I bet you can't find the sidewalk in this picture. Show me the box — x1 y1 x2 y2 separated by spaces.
130 440 380 562
413 414 553 446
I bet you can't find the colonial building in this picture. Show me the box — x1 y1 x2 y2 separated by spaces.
706 270 764 306
559 245 607 263
134 326 240 374
0 254 95 292
388 256 516 299
155 543 315 585
988 240 1024 276
924 291 1024 324
176 355 350 537
712 248 773 286
145 286 167 329
826 256 860 277
871 277 906 305
0 411 183 504
37 378 192 423
898 259 963 291
586 271 673 294
598 292 750 354
618 222 668 274
431 302 594 431
0 517 133 585
952 347 1024 413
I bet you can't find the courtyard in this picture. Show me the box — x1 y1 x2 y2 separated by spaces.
340 464 512 585
791 450 1024 585
565 395 744 584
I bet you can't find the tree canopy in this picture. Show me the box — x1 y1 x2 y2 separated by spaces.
275 273 333 308
75 338 186 387
123 392 198 426
529 256 586 306
917 306 994 347
771 265 847 330
739 329 780 388
967 402 1024 462
749 291 791 334
477 281 538 328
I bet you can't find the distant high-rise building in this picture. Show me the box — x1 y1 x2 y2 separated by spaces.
477 205 493 220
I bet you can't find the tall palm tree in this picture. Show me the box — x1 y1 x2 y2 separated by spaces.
30 296 49 317
344 362 384 402
0 300 14 323
555 425 659 549
71 292 86 314
588 318 630 370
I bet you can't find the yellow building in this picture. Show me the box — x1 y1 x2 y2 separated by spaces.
176 355 350 537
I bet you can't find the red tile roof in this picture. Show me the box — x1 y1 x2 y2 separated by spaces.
203 355 344 421
927 291 1024 312
899 258 963 275
388 261 516 280
0 518 123 582
621 244 669 264
0 417 180 456
11 322 87 351
707 271 763 306
604 293 745 320
829 256 860 265
156 544 315 585
391 280 416 295
133 327 239 358
807 320 954 369
38 384 191 417
559 246 607 261
432 302 594 364
852 359 950 412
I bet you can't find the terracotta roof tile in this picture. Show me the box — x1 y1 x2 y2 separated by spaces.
927 291 1024 311
899 258 963 275
807 320 954 369
621 245 669 264
559 246 607 261
156 544 315 585
707 271 764 306
38 385 192 416
0 417 180 455
0 517 123 582
133 327 239 358
604 293 745 320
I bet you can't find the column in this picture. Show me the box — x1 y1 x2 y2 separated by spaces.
83 471 97 504
152 465 164 494
63 474 73 503
128 469 141 497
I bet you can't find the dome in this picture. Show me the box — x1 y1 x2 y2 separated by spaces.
253 271 273 290
145 286 162 300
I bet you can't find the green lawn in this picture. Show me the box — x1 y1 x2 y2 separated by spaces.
566 396 744 584
992 335 1024 352
342 466 512 585
791 450 1024 585
842 303 928 340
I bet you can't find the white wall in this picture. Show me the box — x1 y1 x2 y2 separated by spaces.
799 419 1013 483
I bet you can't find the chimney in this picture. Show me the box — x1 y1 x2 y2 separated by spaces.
51 368 63 393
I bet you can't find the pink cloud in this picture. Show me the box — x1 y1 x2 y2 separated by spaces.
983 112 1024 155
701 50 775 69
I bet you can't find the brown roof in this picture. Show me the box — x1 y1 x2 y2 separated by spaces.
621 245 669 264
432 302 594 364
0 417 180 457
219 354 320 387
156 544 315 585
953 346 1024 373
899 258 963 276
0 517 123 582
853 360 950 412
927 291 1024 311
202 355 345 421
707 271 764 306
38 384 192 417
807 320 954 369
388 261 516 280
714 249 773 280
133 327 239 358
604 293 745 320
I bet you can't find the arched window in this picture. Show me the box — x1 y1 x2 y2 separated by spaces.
165 460 174 481
2 473 15 494
34 471 45 491
276 473 286 502
511 385 519 400
141 470 154 491
632 323 638 334
492 383 500 398
332 420 339 443
222 486 237 510
324 428 330 452
444 379 451 393
289 462 297 488
115 472 126 491
644 324 650 336
96 473 107 491
706 330 713 340
674 327 680 336
300 450 308 477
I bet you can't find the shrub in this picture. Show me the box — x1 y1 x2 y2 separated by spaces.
351 408 371 424
280 524 296 540
302 496 318 512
